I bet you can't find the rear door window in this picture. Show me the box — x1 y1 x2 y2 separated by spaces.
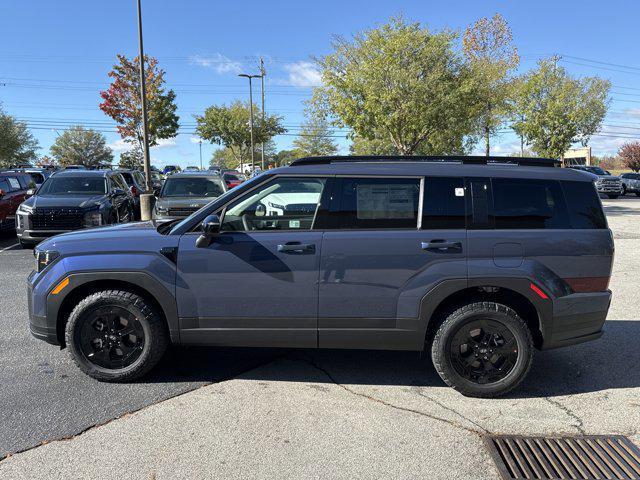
329 177 420 229
421 177 466 229
561 181 607 229
491 178 570 229
0 179 10 193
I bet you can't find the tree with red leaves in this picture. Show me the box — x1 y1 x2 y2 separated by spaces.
619 142 640 172
99 55 179 166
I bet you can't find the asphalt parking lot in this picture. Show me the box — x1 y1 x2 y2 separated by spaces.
0 197 638 478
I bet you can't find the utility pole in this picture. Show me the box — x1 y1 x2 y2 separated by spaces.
260 58 266 170
238 73 262 174
136 0 153 220
199 139 203 170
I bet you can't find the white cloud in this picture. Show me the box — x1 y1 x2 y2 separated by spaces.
107 139 132 152
190 136 203 144
152 138 177 149
281 61 322 87
190 53 242 75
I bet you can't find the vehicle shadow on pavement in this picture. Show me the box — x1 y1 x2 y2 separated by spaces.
144 321 640 398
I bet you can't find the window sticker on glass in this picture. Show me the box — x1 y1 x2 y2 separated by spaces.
356 184 416 219
289 220 301 229
455 187 465 197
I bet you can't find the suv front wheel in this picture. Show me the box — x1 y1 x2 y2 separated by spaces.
65 290 168 382
431 302 533 398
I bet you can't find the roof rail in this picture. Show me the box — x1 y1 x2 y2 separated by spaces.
289 155 560 168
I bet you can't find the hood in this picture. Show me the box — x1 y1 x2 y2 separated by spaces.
156 196 216 209
37 220 177 255
597 174 621 180
24 194 107 209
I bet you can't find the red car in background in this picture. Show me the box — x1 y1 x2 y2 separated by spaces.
222 171 246 189
0 172 34 232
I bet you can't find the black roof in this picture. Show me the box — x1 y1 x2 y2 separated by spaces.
290 155 560 168
50 169 111 177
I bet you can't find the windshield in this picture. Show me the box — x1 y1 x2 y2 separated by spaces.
160 177 226 197
38 176 106 195
584 166 608 175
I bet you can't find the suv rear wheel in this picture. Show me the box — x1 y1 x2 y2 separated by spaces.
65 290 168 382
431 302 533 398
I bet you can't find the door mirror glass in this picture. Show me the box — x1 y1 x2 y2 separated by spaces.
255 203 266 217
196 214 221 248
26 188 36 196
112 187 124 196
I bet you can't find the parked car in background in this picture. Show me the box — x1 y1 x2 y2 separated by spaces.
222 170 246 189
567 165 624 198
184 166 200 172
114 169 146 219
12 167 53 189
64 165 86 170
154 171 227 221
620 172 640 196
163 165 180 176
15 170 134 248
0 172 34 232
27 155 614 398
150 170 164 196
208 165 222 174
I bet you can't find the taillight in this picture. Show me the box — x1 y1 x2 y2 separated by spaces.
130 185 139 196
564 277 610 293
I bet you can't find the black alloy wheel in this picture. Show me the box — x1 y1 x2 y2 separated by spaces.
78 305 145 370
448 319 518 385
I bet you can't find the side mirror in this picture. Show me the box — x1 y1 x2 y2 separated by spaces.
255 204 266 217
112 187 125 196
196 214 221 248
26 188 36 196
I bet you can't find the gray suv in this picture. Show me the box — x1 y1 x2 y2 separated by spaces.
154 172 227 221
27 156 613 398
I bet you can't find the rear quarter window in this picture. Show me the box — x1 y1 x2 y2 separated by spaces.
561 181 607 229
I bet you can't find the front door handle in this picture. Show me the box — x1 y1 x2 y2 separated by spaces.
277 243 316 254
421 240 462 252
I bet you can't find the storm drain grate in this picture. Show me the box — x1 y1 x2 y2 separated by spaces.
485 435 640 480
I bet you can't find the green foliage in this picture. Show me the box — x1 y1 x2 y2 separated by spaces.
463 13 519 155
0 107 39 168
210 148 236 170
50 125 113 168
119 147 143 170
196 101 286 169
313 17 481 155
510 58 610 158
100 55 179 151
273 149 300 167
619 142 640 172
292 112 339 156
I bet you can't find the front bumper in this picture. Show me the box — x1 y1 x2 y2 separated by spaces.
17 229 72 245
542 290 611 349
596 184 623 194
27 278 60 345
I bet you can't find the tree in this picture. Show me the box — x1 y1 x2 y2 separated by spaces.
313 17 481 155
0 107 39 168
50 125 113 168
100 55 179 154
463 13 519 156
273 149 300 167
619 142 640 172
119 147 143 170
196 101 286 170
510 58 610 158
292 112 338 156
210 148 236 170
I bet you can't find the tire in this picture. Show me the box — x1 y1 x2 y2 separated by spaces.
65 290 168 382
607 194 619 199
431 302 533 398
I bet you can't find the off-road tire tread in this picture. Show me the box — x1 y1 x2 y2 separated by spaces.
65 289 168 382
431 301 533 398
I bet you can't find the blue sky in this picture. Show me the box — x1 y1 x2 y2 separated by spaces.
1 0 639 168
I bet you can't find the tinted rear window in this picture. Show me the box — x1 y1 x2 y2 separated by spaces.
422 177 466 229
561 181 607 229
492 178 569 229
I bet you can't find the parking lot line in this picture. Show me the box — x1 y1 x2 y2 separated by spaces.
0 243 19 253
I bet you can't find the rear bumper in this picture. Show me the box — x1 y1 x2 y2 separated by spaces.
542 290 611 349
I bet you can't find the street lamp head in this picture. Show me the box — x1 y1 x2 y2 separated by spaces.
238 73 263 79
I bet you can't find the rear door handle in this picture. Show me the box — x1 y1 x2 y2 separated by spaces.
277 243 316 253
421 240 462 252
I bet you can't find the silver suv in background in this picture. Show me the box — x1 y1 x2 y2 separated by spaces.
620 172 640 197
154 171 227 221
568 165 624 198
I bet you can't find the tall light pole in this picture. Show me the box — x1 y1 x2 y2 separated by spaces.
198 139 203 170
136 0 153 220
259 58 266 170
238 73 262 173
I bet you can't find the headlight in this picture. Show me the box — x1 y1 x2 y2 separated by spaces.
17 203 33 214
83 211 103 227
34 249 60 272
